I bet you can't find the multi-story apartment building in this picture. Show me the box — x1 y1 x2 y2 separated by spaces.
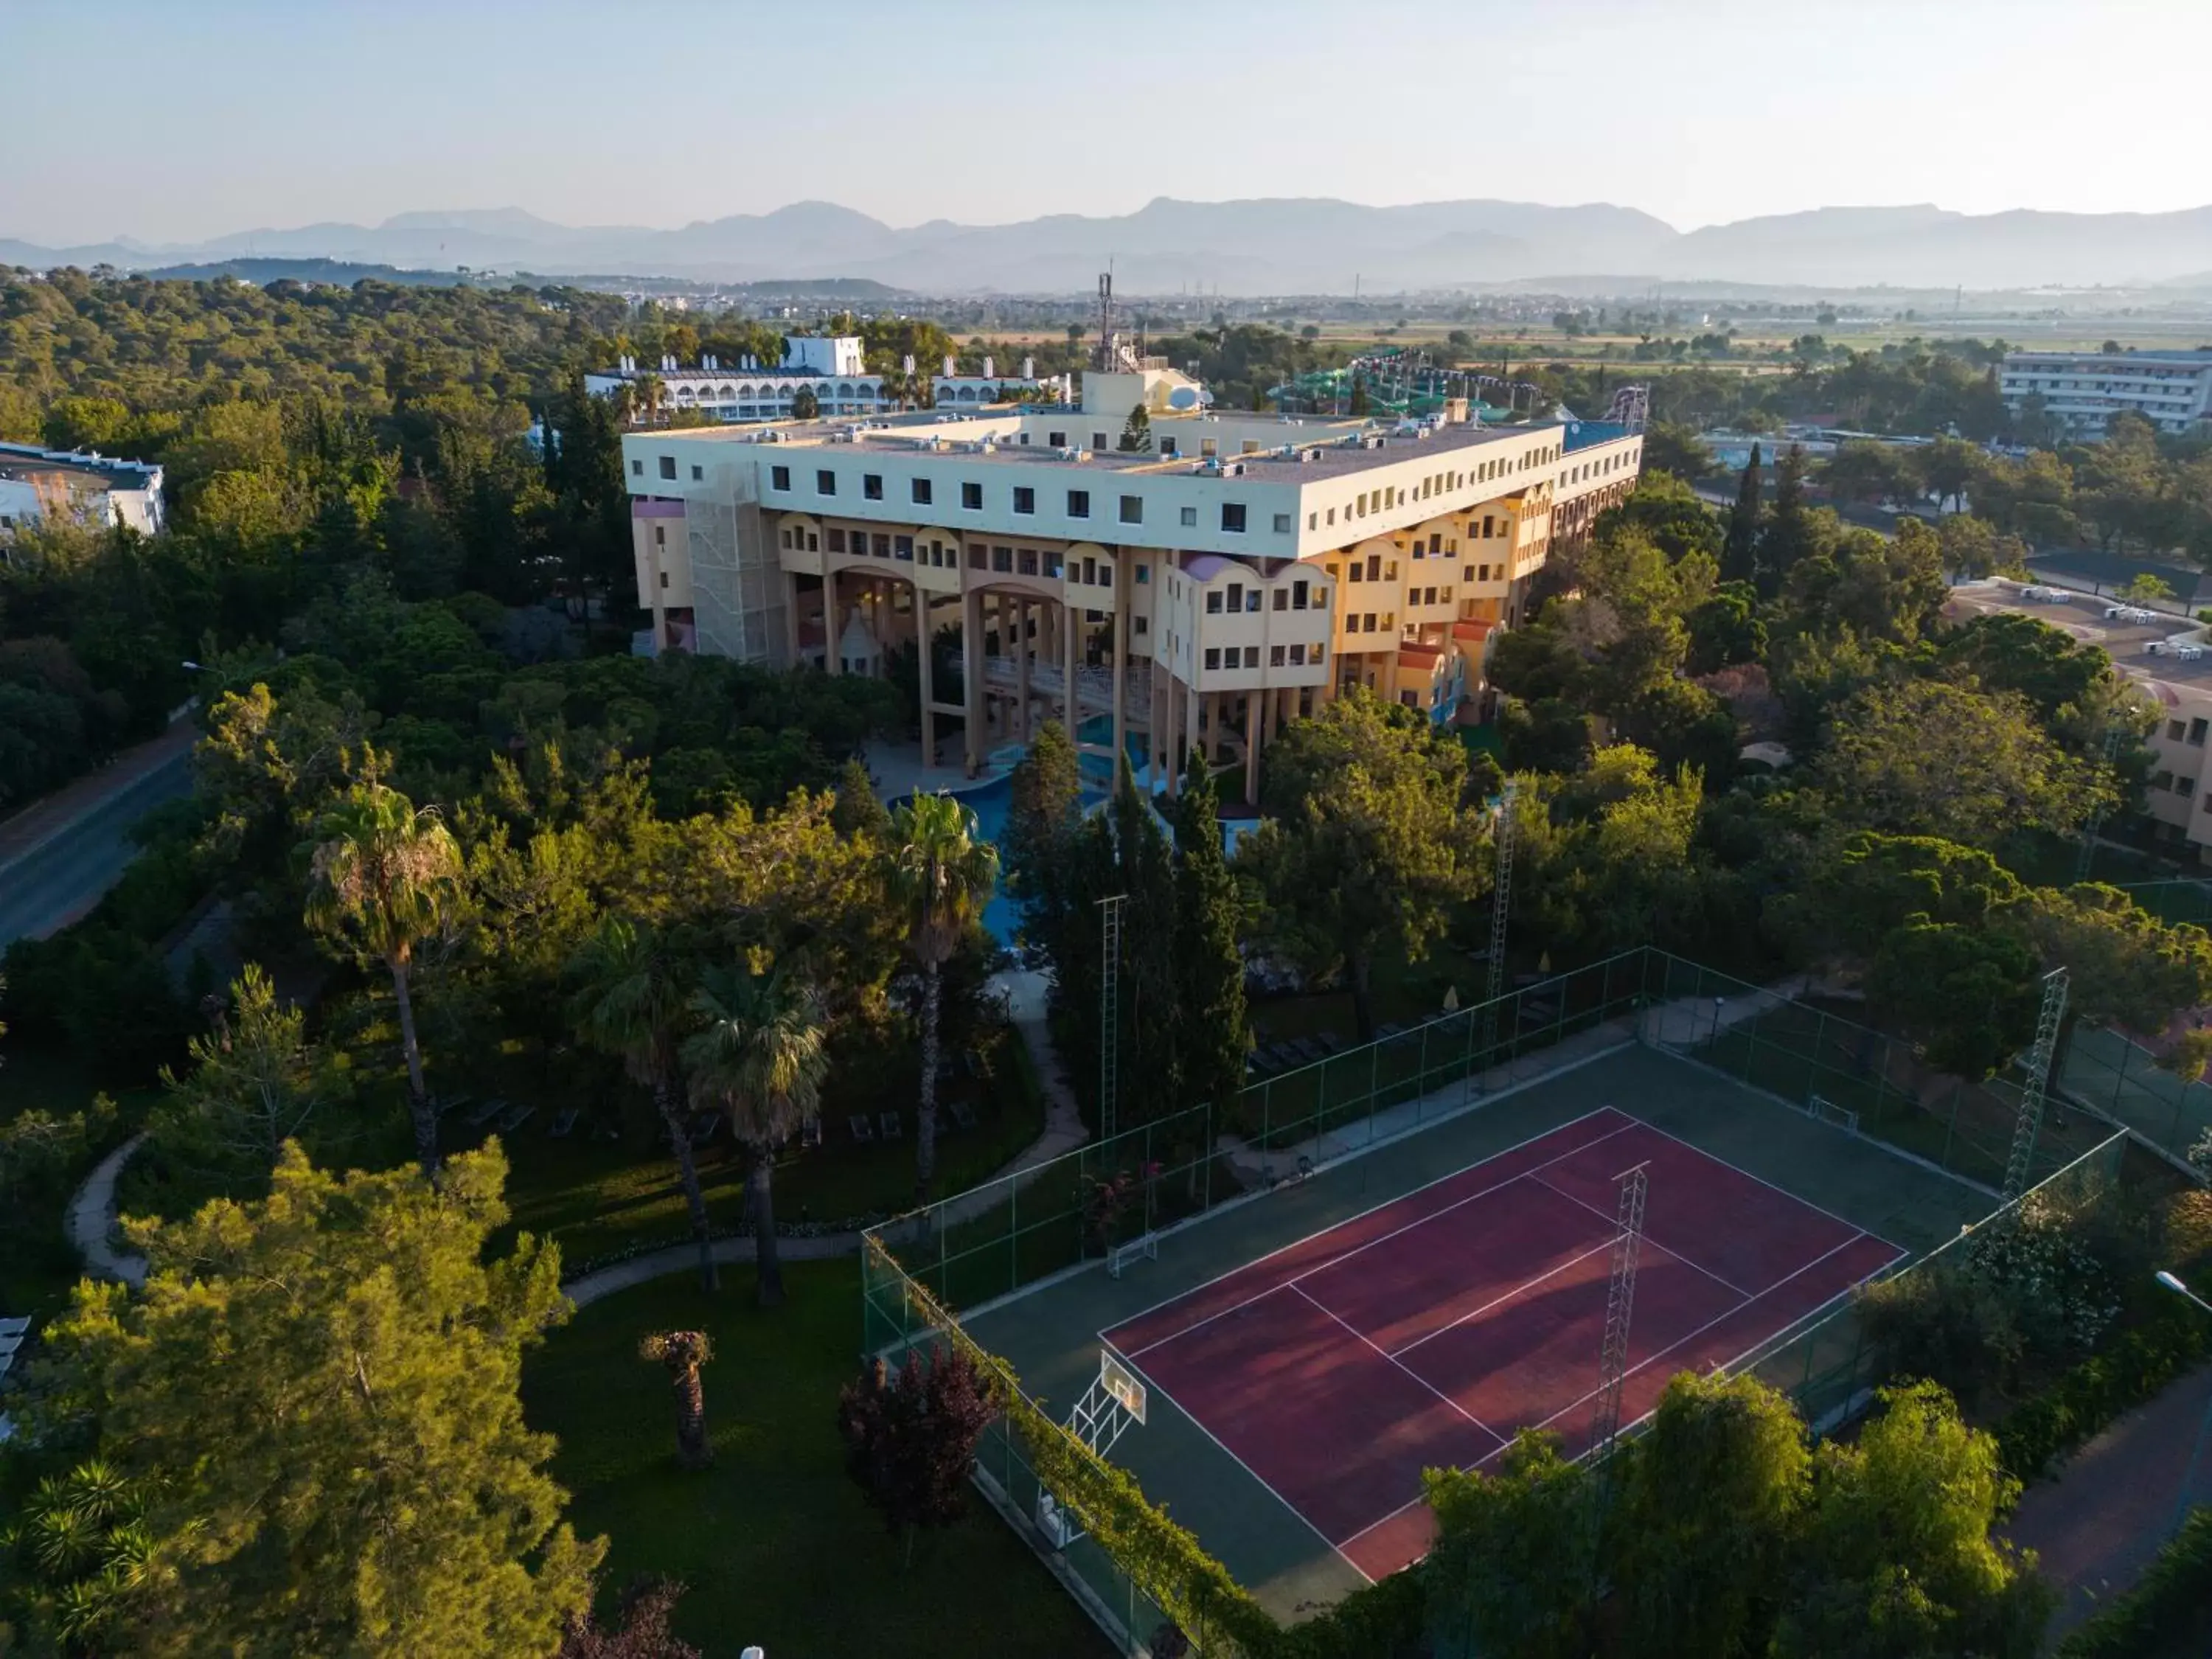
621 362 1641 801
0 442 164 543
1999 349 2212 439
1946 580 2212 861
586 336 1057 426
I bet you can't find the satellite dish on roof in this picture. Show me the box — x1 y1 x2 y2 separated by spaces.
1168 387 1198 410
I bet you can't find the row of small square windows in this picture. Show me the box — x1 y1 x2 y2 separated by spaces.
1201 643 1327 672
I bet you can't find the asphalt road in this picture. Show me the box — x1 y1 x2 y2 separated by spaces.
0 748 194 947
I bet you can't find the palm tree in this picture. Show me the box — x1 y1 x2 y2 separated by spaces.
569 917 716 1292
681 963 827 1307
886 793 999 1202
638 1329 714 1469
302 781 463 1175
634 372 665 428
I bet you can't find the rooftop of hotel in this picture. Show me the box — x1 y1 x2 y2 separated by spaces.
2003 349 2212 366
0 441 160 488
1944 578 2212 692
631 409 1598 482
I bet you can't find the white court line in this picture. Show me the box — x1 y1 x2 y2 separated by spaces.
1289 1284 1506 1447
1119 1114 1639 1362
1528 1170 1753 1300
1102 1105 1632 1350
1626 1113 1907 1251
1336 1228 1891 1552
1097 1337 1376 1585
1386 1234 1623 1360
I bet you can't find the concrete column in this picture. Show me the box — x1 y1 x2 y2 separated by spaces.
962 585 985 776
824 569 841 674
1111 561 1129 772
1244 692 1262 805
782 569 803 667
916 586 936 768
1186 682 1203 777
1063 600 1080 742
1015 596 1031 743
646 526 667 653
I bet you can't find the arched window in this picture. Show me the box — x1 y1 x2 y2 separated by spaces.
838 383 855 399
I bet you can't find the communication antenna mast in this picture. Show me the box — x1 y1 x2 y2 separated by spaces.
2074 721 2127 883
1587 1161 1651 1469
1098 894 1127 1142
2003 968 2070 1202
1478 782 1517 1074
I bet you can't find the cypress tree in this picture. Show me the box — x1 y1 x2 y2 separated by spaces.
1108 759 1180 1132
1720 441 1762 585
1000 720 1081 956
1172 749 1249 1120
1759 444 1814 596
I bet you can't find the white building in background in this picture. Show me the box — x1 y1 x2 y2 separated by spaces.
1999 349 2212 439
0 443 164 543
585 336 1056 426
618 342 1641 804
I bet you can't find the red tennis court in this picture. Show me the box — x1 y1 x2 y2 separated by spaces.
1099 1107 1902 1582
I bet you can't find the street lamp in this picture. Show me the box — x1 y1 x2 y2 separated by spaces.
2154 1270 2212 1533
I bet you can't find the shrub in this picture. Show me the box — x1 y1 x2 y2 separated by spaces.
1993 1302 2212 1480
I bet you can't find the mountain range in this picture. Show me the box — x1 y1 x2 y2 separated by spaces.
11 197 2212 294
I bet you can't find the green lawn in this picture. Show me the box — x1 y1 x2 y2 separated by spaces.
493 1030 1048 1274
524 1258 1113 1659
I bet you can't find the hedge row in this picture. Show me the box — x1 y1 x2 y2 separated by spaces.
1993 1301 2212 1481
2056 1506 2212 1658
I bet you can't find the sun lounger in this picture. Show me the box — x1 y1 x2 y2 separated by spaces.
495 1101 535 1133
548 1109 580 1138
949 1099 978 1132
878 1110 904 1141
467 1096 507 1128
849 1115 876 1144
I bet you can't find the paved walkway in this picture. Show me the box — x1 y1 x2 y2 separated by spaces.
2006 1360 2212 1646
563 967 1090 1308
67 1133 150 1289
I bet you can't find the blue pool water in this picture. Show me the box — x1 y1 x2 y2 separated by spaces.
951 771 1108 942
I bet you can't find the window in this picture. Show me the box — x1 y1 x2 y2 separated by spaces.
1289 644 1306 665
1180 506 1197 527
1271 644 1287 665
630 459 643 476
658 456 677 480
1205 647 1221 671
1348 562 1363 583
659 571 669 589
1013 487 1035 515
1048 431 1068 448
911 478 933 505
816 469 837 495
992 546 1012 571
961 481 983 510
1200 438 1218 459
1120 495 1143 524
1273 512 1293 534
771 464 791 490
2182 778 2199 798
1068 489 1091 518
1244 646 1260 668
1367 555 1382 581
894 535 914 560
1019 549 1039 575
827 527 847 553
1220 503 1247 534
1206 591 1223 614
690 464 703 481
1312 644 1324 666
1134 616 1148 635
1327 507 1337 525
2169 720 2185 742
1273 590 1288 611
1091 432 1108 451
1245 590 1262 613
1160 438 1179 458
969 546 986 569
1135 565 1150 583
655 526 669 549
1308 511 1318 530
2192 718 2208 745
1293 579 1310 610
863 473 884 501
872 533 891 557
1401 690 1419 709
2152 770 2174 790
1227 583 1242 609
1464 565 1475 582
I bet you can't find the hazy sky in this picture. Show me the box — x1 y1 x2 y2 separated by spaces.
8 0 2211 246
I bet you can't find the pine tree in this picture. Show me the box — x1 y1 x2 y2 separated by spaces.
999 720 1082 957
1172 751 1248 1118
1758 444 1815 597
1110 759 1181 1131
1720 441 1762 585
829 756 891 843
35 1144 601 1658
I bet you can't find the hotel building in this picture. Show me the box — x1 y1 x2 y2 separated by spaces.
620 359 1641 801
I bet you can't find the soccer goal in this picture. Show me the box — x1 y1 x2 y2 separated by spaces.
1107 1232 1158 1279
1807 1093 1862 1135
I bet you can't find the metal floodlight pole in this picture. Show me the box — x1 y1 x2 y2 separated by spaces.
1478 782 1518 1079
2154 1271 2212 1533
1098 894 1128 1146
2003 967 2069 1203
2075 721 2127 884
